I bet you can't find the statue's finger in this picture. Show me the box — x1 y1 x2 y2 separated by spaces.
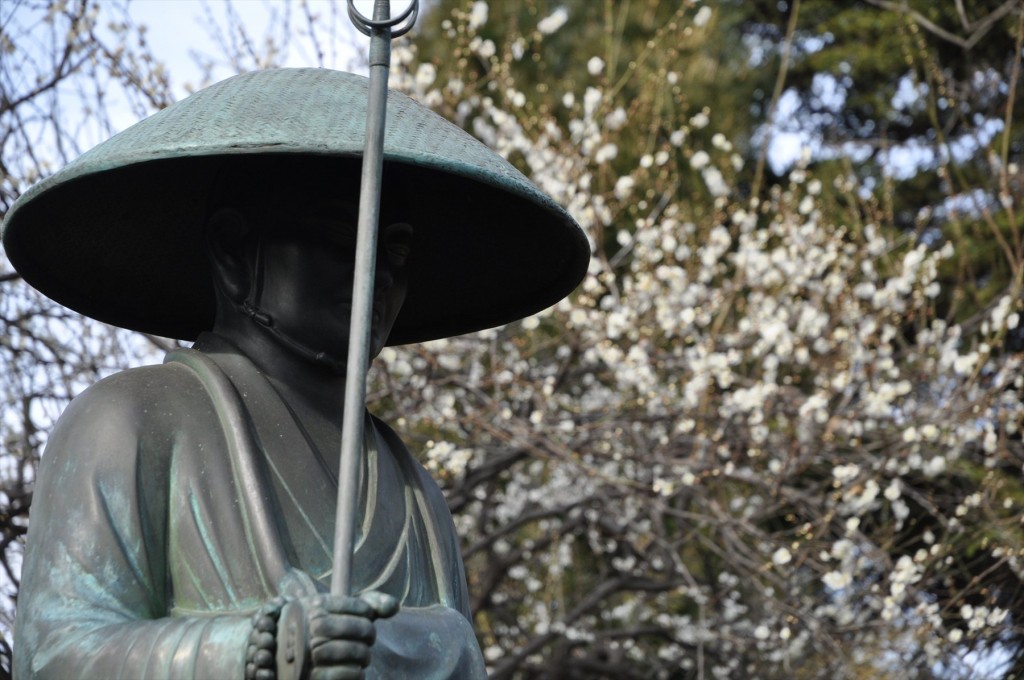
252 648 275 667
309 613 375 645
359 591 399 619
315 594 374 617
310 666 364 680
310 639 371 666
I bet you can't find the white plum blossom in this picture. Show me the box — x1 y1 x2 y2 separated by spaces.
883 479 901 501
604 107 628 130
468 1 489 30
823 570 852 590
424 441 475 478
702 166 728 197
614 175 636 200
583 86 602 116
594 143 618 163
693 5 713 28
690 150 711 169
653 478 675 496
690 110 710 128
537 6 569 35
414 62 436 90
711 132 731 150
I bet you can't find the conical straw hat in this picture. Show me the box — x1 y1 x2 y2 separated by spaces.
2 68 589 345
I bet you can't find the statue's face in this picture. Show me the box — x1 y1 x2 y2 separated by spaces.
257 198 413 361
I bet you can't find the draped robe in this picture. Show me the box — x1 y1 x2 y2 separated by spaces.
14 334 486 679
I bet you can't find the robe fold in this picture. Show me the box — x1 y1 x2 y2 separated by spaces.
14 335 486 679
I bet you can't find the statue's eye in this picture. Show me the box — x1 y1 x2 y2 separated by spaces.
295 201 358 250
332 223 358 248
383 222 414 267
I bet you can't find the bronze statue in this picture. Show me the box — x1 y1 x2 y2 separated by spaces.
3 69 588 679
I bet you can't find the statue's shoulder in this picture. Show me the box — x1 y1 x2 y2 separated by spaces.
370 414 450 499
34 355 228 520
47 360 215 462
370 415 419 468
66 360 206 421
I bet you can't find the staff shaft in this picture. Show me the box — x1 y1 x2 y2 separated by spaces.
332 0 394 597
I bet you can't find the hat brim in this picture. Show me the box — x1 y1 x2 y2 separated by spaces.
2 69 589 345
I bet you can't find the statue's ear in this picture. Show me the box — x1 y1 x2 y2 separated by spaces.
205 208 254 304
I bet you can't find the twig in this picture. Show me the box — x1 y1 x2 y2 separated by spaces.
865 0 1019 51
752 0 801 199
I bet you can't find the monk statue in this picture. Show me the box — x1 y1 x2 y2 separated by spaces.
3 69 588 679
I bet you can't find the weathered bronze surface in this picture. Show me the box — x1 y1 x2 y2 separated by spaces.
7 69 588 678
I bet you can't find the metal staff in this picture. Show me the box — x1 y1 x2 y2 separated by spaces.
333 0 419 597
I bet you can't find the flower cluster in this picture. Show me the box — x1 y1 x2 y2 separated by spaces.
369 2 1024 676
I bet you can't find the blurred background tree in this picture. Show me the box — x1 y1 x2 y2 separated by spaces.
2 1 1023 678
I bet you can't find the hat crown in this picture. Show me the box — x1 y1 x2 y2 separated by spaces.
57 69 530 197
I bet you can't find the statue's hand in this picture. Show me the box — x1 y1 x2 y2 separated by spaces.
275 592 398 680
307 592 398 678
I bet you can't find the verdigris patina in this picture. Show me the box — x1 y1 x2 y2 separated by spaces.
3 68 589 679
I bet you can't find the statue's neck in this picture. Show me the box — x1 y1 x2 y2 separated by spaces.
212 323 354 426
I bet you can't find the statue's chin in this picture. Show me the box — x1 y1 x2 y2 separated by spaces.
256 318 351 376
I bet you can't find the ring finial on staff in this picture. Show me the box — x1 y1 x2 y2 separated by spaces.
347 0 419 38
